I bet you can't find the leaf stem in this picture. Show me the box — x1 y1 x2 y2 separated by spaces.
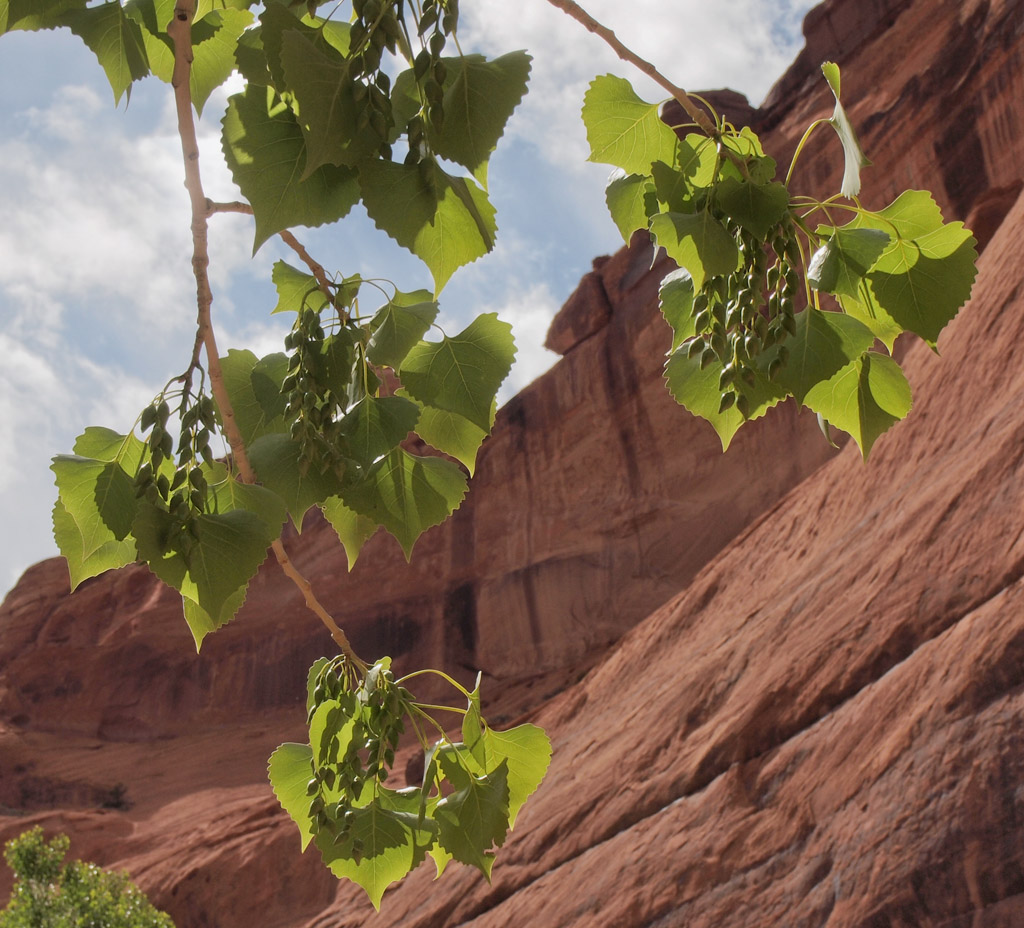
786 118 827 188
412 702 468 716
398 668 473 699
168 2 364 668
279 229 345 320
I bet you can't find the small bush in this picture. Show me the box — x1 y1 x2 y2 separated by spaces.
0 827 174 928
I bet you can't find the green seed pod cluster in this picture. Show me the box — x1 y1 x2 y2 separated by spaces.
133 389 218 558
282 307 356 479
305 659 409 847
682 215 803 417
349 0 406 159
404 0 459 165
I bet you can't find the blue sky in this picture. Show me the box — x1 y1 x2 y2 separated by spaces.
0 0 816 596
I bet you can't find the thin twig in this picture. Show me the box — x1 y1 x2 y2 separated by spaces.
278 229 341 316
543 0 717 135
271 539 368 673
544 0 752 179
207 199 253 214
168 2 363 665
207 200 340 315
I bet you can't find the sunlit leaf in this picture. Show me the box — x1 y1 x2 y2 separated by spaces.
605 169 655 243
803 350 912 458
62 0 149 103
341 449 468 559
399 313 515 432
222 83 360 252
582 74 678 175
268 743 316 852
359 159 496 293
649 210 738 290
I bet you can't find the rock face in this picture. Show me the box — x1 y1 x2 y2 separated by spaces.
2 0 1024 925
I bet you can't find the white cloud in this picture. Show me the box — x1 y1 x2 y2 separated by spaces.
492 282 562 401
461 0 813 167
0 332 154 596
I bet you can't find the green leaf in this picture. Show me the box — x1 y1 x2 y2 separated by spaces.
821 61 870 197
52 499 135 591
247 433 344 528
341 449 468 559
222 83 360 252
133 473 286 647
268 743 316 851
219 349 289 445
605 170 655 243
663 347 786 450
185 513 276 622
582 74 678 175
840 191 978 344
280 30 382 176
359 159 497 294
649 210 739 291
803 351 912 458
320 497 378 569
305 13 351 56
398 313 515 432
650 160 692 213
338 397 420 468
208 465 289 528
429 51 531 178
461 724 552 828
807 227 891 298
837 288 903 352
323 329 359 403
658 268 696 352
182 586 246 650
317 797 433 910
398 390 490 476
309 700 355 770
247 7 348 89
365 292 439 369
868 229 977 346
677 134 721 188
306 657 329 712
434 762 510 880
92 461 138 540
62 1 149 103
271 260 330 314
51 428 147 588
71 425 148 463
461 682 485 766
714 177 789 239
769 309 876 404
1 0 87 33
234 23 271 86
256 2 305 89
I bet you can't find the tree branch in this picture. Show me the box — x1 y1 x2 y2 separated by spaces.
207 200 341 317
542 0 718 136
168 2 363 666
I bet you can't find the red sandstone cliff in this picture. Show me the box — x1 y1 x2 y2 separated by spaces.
2 0 1024 924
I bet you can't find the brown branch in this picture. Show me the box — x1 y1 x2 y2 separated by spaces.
542 0 718 136
167 3 363 665
207 199 253 215
277 229 341 316
207 200 341 317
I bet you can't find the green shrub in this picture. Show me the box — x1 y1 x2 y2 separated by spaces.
0 827 174 928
